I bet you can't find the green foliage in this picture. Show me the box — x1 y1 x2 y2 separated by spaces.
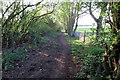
2 1 61 48
81 47 104 78
46 32 60 39
75 72 86 78
88 25 115 47
2 46 30 70
28 33 48 47
66 37 105 79
30 22 52 35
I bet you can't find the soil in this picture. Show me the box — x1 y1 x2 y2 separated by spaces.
2 33 80 78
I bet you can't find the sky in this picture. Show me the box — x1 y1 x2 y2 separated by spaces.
78 9 100 27
78 13 95 26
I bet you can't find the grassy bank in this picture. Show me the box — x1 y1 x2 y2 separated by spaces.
65 34 105 79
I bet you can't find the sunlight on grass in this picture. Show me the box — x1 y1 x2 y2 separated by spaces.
66 36 105 79
76 28 94 32
64 33 68 36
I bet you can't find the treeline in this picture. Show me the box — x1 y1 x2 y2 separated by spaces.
1 0 60 48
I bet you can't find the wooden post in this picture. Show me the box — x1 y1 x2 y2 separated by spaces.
83 31 86 43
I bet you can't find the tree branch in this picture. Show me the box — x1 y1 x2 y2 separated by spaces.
89 2 98 22
34 10 54 18
3 0 44 27
34 3 57 18
10 0 43 19
3 1 16 16
105 19 118 32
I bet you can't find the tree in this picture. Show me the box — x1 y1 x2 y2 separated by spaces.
88 2 108 41
57 1 83 36
103 2 120 79
71 2 88 36
2 0 56 48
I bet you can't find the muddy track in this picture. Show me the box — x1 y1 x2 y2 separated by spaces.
3 33 77 78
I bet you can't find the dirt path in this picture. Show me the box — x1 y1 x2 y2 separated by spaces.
3 33 77 78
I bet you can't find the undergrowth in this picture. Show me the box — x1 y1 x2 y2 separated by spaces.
65 34 105 80
2 46 30 70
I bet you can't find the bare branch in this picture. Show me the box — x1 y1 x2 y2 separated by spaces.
89 2 98 22
105 19 118 32
3 1 16 16
34 3 57 19
34 9 54 18
2 0 44 27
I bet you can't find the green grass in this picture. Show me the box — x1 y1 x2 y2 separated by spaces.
64 32 69 36
76 28 95 32
65 36 105 79
76 27 111 33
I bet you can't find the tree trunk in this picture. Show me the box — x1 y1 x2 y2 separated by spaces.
67 2 76 36
71 13 79 37
89 2 107 41
106 2 120 79
96 21 102 41
115 52 120 80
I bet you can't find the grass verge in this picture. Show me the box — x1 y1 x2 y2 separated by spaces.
65 34 105 79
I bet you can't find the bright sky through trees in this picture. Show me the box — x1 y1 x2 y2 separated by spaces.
78 9 100 28
0 0 100 27
24 0 100 28
24 0 99 28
